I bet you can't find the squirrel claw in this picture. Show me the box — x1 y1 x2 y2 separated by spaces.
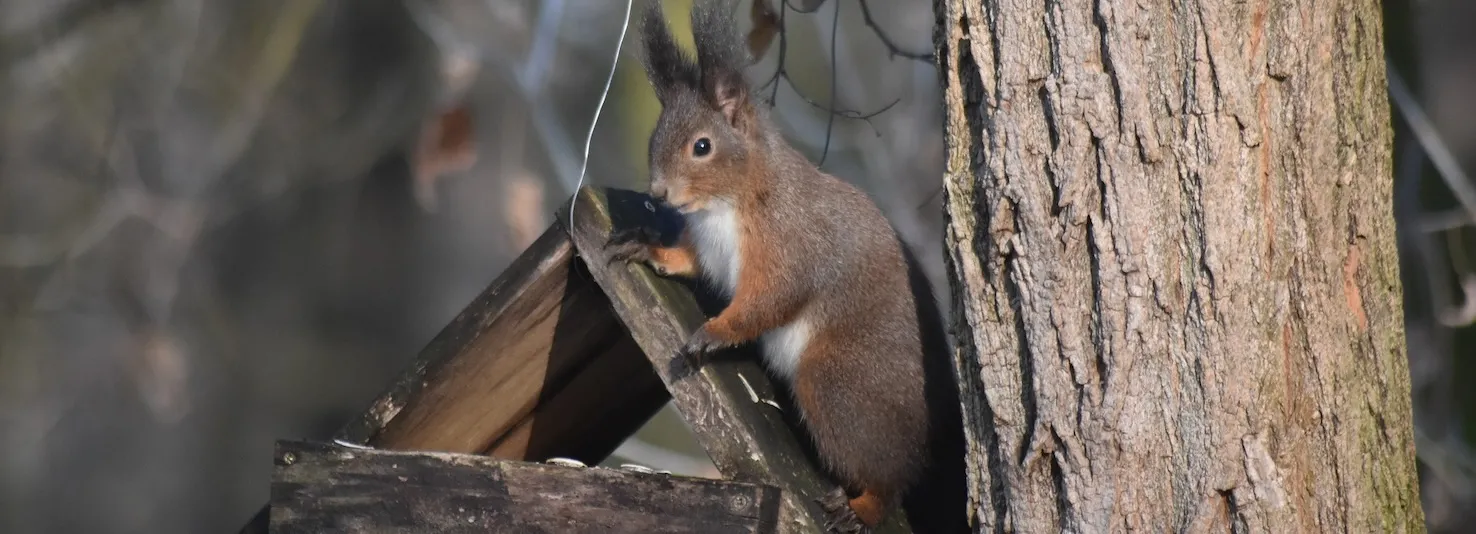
604 226 663 267
678 324 728 363
603 227 655 266
605 225 660 247
817 488 869 534
604 240 650 267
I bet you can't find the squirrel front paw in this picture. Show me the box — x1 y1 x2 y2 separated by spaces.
678 322 732 363
818 488 870 534
604 226 659 267
606 225 662 246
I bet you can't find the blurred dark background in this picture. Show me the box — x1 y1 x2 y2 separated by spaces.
0 0 1470 532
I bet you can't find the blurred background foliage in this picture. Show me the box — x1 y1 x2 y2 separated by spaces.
0 0 942 532
0 0 1471 533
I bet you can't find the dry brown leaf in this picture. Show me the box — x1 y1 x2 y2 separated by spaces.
747 0 780 61
503 172 546 250
411 101 478 212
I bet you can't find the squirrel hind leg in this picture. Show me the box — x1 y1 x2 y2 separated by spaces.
818 486 885 533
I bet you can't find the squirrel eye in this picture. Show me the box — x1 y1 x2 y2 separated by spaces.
692 138 712 157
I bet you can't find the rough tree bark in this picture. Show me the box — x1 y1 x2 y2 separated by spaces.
934 0 1424 531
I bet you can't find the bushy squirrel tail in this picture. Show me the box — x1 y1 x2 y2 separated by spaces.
901 425 971 534
899 240 972 534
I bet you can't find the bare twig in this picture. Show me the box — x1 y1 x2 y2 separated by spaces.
1393 131 1459 328
406 0 582 194
782 0 823 14
1387 62 1476 231
912 183 946 212
857 0 932 62
1416 427 1476 500
755 0 894 140
818 1 840 166
1437 277 1476 327
0 0 144 67
761 2 785 103
1439 229 1476 327
2 114 200 272
1386 62 1476 329
1419 209 1476 233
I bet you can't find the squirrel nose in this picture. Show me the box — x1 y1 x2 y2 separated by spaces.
650 182 668 202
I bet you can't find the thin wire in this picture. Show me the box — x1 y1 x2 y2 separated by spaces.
569 0 635 231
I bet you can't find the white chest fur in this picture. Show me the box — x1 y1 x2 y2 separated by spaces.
686 202 743 298
685 202 810 384
759 319 810 383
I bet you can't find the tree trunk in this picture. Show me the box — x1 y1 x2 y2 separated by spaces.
934 0 1425 531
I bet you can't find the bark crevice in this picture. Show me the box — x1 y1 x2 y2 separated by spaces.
937 0 1424 531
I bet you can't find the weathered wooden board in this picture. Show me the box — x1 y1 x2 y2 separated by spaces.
333 225 668 458
560 186 911 533
237 225 670 534
270 440 780 534
239 186 919 533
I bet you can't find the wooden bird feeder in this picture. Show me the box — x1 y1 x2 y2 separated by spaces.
236 187 912 533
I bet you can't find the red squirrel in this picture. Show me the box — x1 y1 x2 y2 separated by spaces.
605 1 968 532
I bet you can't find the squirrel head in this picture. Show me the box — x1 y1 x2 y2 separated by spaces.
639 0 762 213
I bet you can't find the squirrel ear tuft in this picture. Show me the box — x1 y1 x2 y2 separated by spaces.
690 0 755 130
707 72 752 130
640 1 699 102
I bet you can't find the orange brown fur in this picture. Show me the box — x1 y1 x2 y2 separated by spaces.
646 231 701 279
700 202 808 345
849 491 889 527
625 1 970 532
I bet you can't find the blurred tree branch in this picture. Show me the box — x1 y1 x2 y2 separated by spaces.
0 0 146 68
